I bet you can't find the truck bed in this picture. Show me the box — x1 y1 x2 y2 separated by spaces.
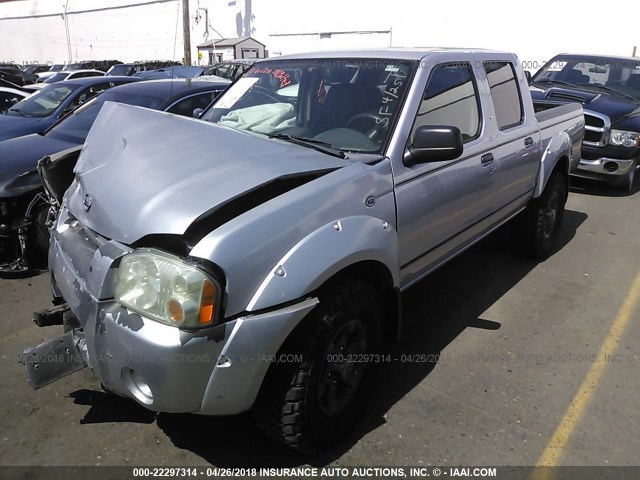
534 101 584 172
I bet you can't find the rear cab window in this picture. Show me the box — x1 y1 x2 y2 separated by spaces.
483 61 524 130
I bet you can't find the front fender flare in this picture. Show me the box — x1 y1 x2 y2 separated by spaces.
534 131 571 198
246 215 399 312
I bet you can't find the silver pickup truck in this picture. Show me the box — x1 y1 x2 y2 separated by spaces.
23 49 584 452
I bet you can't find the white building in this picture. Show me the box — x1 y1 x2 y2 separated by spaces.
0 0 638 69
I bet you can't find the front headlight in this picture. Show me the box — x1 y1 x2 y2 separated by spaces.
609 129 640 148
115 249 220 328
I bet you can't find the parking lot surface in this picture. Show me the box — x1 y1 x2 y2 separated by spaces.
0 178 638 468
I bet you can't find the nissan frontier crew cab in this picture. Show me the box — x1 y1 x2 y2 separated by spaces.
22 49 584 452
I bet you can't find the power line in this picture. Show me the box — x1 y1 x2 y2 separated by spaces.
0 0 179 21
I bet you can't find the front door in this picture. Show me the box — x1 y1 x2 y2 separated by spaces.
394 61 498 285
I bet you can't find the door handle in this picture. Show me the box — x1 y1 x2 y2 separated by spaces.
481 153 494 165
524 137 534 147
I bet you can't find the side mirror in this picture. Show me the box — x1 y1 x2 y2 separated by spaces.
404 125 463 166
192 107 204 118
524 71 532 84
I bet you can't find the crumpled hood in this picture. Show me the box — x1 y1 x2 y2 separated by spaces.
0 133 76 196
0 115 50 142
69 102 347 244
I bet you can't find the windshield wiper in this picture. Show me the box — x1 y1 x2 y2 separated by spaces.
578 84 637 101
9 108 28 117
268 133 347 159
534 79 578 88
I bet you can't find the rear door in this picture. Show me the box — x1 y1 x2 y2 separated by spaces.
480 60 540 210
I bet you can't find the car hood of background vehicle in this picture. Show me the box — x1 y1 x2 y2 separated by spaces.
0 133 77 193
0 115 51 142
68 101 348 244
530 85 640 124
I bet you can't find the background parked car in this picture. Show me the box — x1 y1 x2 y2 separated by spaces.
36 65 66 83
0 78 229 272
530 53 640 192
202 59 255 81
65 60 122 72
134 65 205 80
40 69 105 85
0 76 139 142
107 61 181 76
0 67 25 86
0 87 29 114
19 64 50 84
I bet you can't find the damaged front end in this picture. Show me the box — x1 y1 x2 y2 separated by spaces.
0 146 81 275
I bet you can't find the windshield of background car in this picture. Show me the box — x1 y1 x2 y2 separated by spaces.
201 58 417 154
7 84 78 118
46 90 165 143
533 55 640 100
44 73 68 83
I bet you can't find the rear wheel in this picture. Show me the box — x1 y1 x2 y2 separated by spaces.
512 171 566 260
253 279 382 453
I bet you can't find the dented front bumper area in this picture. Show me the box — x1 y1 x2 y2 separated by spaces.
22 205 317 415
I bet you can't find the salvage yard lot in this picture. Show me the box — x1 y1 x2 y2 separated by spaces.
0 178 639 467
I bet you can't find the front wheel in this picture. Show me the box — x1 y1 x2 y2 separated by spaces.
253 279 383 452
512 171 566 260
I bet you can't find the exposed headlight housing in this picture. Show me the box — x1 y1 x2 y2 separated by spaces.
115 249 221 329
609 129 640 148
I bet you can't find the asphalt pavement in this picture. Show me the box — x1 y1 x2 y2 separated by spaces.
0 177 638 469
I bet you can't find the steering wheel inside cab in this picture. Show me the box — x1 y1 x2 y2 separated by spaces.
346 112 386 141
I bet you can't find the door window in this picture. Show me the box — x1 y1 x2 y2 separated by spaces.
483 61 524 130
413 62 481 143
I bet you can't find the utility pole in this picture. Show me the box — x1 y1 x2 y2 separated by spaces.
63 1 72 64
182 0 191 65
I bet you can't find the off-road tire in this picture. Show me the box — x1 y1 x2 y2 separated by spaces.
512 171 566 260
253 279 383 453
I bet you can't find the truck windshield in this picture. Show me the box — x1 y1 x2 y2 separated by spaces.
201 58 417 154
533 55 640 101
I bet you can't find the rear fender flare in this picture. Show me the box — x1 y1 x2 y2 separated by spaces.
534 131 571 198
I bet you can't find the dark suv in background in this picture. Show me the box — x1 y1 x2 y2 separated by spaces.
530 54 640 191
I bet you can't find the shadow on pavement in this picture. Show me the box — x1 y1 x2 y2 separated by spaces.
570 171 639 197
67 209 588 466
68 389 157 425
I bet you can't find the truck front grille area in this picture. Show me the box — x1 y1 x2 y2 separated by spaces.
583 111 610 148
